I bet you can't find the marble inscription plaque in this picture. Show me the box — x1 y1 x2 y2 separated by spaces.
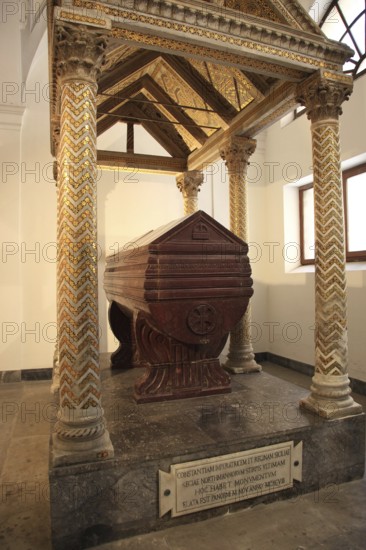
159 441 302 517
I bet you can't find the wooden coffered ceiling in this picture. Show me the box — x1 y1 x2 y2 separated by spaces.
48 0 353 174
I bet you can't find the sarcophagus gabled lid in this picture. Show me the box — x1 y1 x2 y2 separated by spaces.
104 210 253 311
106 209 250 257
138 209 246 248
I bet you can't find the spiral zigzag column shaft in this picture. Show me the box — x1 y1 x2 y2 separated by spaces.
297 71 362 418
220 136 261 374
52 24 114 465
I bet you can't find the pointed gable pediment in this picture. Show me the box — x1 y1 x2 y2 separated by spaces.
134 210 247 248
206 0 323 34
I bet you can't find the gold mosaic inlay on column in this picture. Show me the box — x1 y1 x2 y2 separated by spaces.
296 72 362 418
220 136 261 374
53 24 114 459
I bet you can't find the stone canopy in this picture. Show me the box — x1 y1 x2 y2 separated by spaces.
47 0 353 174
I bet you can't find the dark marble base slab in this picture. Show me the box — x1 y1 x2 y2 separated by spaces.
256 353 366 396
0 368 52 383
49 358 365 550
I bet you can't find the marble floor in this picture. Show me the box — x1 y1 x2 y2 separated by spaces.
0 361 365 550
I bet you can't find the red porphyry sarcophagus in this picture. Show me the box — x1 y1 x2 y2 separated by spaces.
104 210 253 403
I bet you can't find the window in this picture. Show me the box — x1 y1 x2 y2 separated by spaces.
319 1 366 80
299 163 366 264
294 1 366 120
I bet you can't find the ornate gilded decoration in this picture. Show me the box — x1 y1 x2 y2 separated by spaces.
189 59 255 111
58 9 109 28
270 0 322 34
220 136 260 374
110 27 338 74
176 170 204 214
74 0 349 68
111 27 304 80
296 71 353 123
223 0 284 24
53 24 113 462
96 58 157 107
298 73 361 419
102 44 139 73
153 59 226 136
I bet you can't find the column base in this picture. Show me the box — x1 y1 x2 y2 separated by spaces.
51 406 114 467
300 372 363 419
50 350 60 399
300 394 362 419
223 351 262 374
51 428 114 467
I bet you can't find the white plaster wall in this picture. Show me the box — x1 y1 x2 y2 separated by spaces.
264 76 366 382
0 10 23 372
19 32 57 370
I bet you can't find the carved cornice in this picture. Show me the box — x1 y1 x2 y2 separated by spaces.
270 0 323 35
176 170 204 196
112 27 303 81
220 136 257 172
296 70 353 123
56 23 109 83
73 0 352 70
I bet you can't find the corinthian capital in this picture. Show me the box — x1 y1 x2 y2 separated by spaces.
176 171 204 196
56 23 108 83
220 136 256 172
296 71 353 123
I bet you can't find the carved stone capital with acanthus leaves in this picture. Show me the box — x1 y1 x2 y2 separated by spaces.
176 171 204 215
176 171 204 197
56 23 109 83
220 136 256 173
296 70 353 123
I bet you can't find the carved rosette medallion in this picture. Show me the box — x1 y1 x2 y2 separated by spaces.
220 136 260 374
297 73 361 418
53 24 113 461
176 171 204 215
187 304 217 335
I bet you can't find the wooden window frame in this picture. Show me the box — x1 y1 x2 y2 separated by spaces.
299 183 314 265
299 163 366 265
343 162 366 262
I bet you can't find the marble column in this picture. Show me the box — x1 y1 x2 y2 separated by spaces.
297 71 362 419
52 24 114 465
51 159 60 399
176 170 204 214
220 136 261 374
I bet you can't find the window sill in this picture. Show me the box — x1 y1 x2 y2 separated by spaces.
287 262 366 274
